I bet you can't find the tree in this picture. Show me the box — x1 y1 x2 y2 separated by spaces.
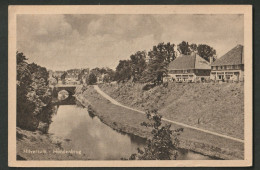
197 44 216 62
189 43 197 52
115 60 132 83
77 69 90 84
16 52 53 131
60 72 67 84
78 69 85 81
53 75 59 83
130 51 147 82
177 42 216 62
103 74 110 83
49 76 58 86
87 72 97 85
177 41 190 55
141 42 176 84
105 68 116 82
17 51 28 64
129 109 183 160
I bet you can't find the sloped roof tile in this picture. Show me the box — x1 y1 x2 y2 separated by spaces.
168 53 210 70
211 45 244 66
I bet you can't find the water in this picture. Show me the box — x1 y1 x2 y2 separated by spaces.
48 99 213 160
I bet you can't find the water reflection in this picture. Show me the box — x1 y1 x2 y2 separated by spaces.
49 104 146 160
49 99 213 160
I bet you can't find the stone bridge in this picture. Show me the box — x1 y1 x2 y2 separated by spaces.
52 84 79 97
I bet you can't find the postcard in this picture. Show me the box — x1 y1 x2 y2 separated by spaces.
8 5 252 167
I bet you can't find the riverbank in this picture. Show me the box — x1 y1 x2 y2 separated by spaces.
99 82 244 140
75 86 244 160
17 127 90 160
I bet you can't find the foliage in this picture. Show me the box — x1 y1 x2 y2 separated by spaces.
177 41 191 55
141 42 175 84
87 72 97 85
197 44 216 62
114 60 132 83
91 67 107 75
189 43 198 52
177 42 216 62
16 52 53 131
103 74 110 83
49 75 58 86
112 41 216 86
17 52 28 64
130 51 147 82
88 67 115 83
60 72 67 84
129 109 183 160
77 69 85 81
105 68 116 82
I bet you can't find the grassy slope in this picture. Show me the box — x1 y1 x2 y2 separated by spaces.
99 82 244 140
77 86 244 160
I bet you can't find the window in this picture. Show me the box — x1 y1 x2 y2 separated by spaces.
226 75 232 80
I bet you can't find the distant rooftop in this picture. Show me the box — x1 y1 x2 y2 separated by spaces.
211 45 244 66
168 53 211 70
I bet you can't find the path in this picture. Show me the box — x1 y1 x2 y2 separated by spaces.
93 85 244 143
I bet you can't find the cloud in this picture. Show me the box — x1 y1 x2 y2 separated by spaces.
156 14 244 57
17 14 244 70
17 15 73 43
84 15 163 41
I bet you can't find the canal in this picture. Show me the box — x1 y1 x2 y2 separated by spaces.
48 97 213 160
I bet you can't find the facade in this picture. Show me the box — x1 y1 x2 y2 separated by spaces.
210 45 244 82
167 52 211 82
66 69 81 79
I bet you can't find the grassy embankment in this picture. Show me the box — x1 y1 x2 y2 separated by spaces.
76 83 244 160
99 82 244 140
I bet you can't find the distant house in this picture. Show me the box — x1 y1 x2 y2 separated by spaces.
66 69 81 80
167 52 211 82
210 45 244 82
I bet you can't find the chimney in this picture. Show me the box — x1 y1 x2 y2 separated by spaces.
209 56 213 64
210 55 217 64
190 51 196 57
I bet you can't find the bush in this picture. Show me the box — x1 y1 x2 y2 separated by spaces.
87 73 97 85
129 109 183 160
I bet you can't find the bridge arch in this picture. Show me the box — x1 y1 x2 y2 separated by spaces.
52 85 77 98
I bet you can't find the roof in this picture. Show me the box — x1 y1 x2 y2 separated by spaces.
211 45 244 66
168 52 211 70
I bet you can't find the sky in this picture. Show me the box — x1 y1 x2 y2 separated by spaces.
17 14 244 71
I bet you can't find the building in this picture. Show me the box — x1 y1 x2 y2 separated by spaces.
66 69 81 80
210 45 244 82
167 52 211 82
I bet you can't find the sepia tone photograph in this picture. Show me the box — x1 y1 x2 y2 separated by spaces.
8 5 252 167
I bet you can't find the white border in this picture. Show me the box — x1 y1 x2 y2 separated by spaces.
8 5 252 167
